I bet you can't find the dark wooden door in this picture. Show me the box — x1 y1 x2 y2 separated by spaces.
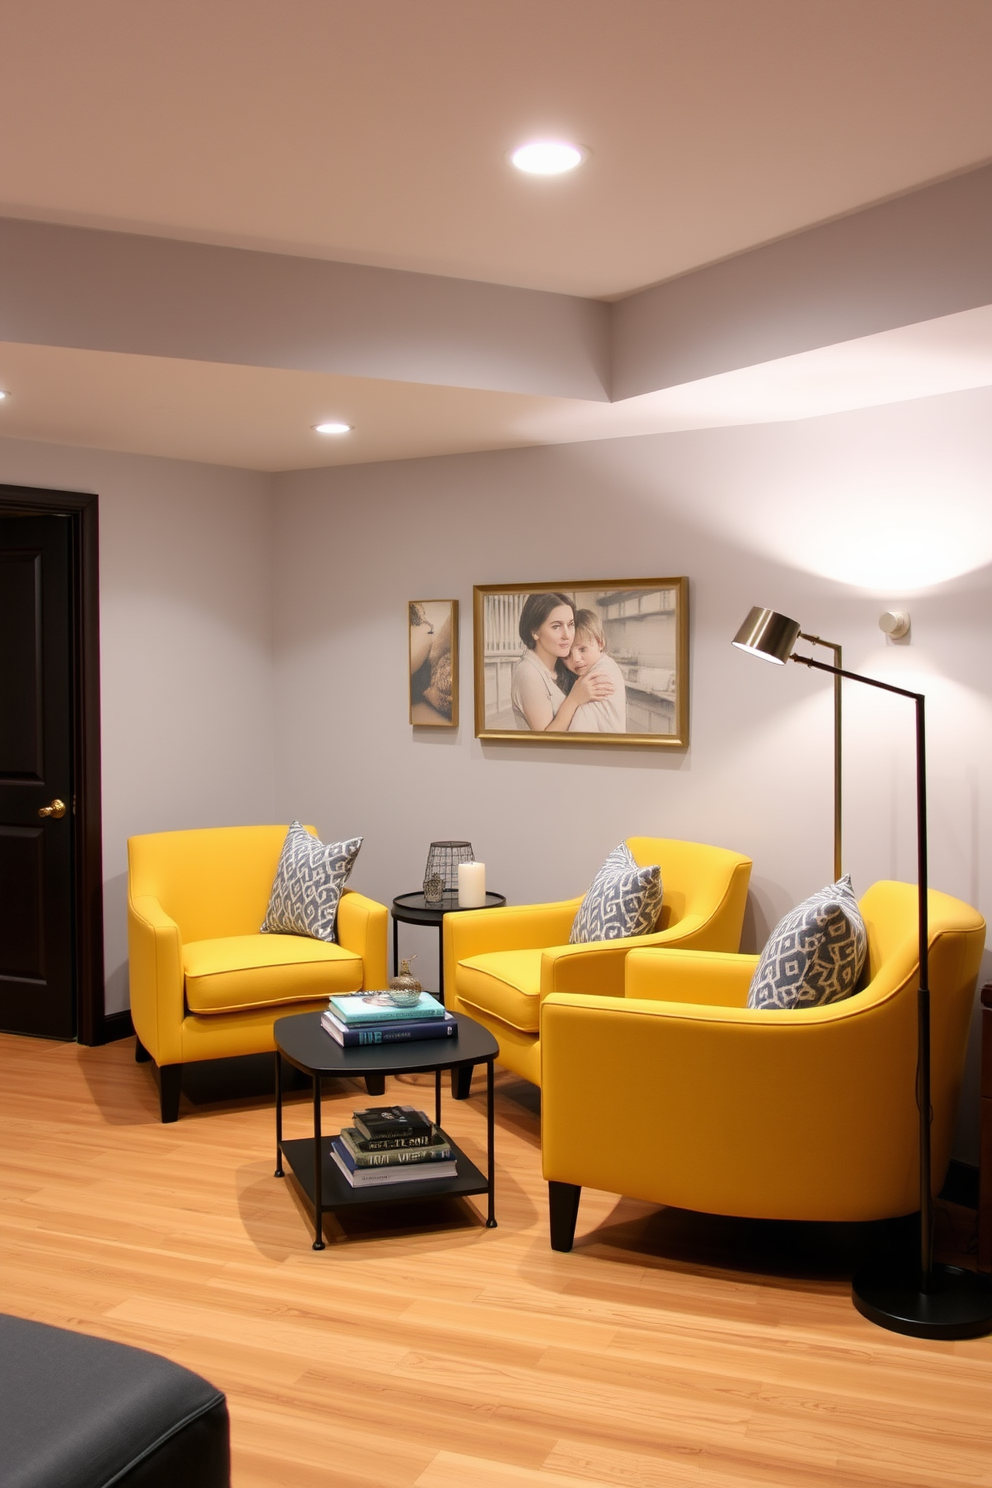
0 514 76 1037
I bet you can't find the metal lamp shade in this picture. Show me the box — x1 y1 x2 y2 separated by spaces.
731 606 802 664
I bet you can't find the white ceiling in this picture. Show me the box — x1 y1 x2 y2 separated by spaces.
3 0 991 298
1 0 991 470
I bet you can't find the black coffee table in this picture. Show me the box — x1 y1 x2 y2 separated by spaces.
273 1010 500 1249
391 890 506 1003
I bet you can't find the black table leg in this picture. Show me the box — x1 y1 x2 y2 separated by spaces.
437 925 445 1005
312 1074 325 1250
274 1052 284 1178
392 916 399 978
485 1057 496 1228
434 1067 442 1129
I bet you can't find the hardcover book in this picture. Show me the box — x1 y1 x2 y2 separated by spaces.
321 1008 457 1046
353 1105 433 1139
330 1141 457 1186
346 1128 437 1151
338 1126 452 1166
329 993 446 1025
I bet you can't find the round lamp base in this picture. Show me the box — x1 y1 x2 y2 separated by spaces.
852 1263 992 1340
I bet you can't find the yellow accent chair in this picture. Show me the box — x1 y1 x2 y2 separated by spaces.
128 825 389 1121
444 838 752 1095
540 881 986 1249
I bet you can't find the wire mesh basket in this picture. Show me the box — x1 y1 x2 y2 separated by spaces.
423 840 474 895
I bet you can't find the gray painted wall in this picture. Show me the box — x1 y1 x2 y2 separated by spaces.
1 383 989 1159
271 386 992 1161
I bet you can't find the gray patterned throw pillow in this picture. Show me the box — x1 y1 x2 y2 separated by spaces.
747 875 867 1010
261 822 362 943
569 842 663 944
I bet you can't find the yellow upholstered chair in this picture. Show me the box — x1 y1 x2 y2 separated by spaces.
540 881 986 1249
128 825 389 1121
444 838 752 1093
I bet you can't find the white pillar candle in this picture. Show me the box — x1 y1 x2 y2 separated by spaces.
458 860 486 908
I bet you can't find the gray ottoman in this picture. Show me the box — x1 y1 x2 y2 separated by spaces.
1 1314 230 1488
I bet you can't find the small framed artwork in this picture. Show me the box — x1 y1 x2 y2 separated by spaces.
473 578 688 746
409 600 458 727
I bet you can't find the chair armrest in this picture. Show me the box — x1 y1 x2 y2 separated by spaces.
540 937 657 998
337 889 389 990
127 895 184 1065
624 947 758 1007
541 924 759 1001
443 899 581 1007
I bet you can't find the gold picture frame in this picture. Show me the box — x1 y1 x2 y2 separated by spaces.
409 599 458 727
474 578 688 746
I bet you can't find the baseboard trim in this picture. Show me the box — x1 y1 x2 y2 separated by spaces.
88 1008 135 1046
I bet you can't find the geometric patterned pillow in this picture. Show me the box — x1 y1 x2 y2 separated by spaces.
746 874 867 1010
569 842 664 944
260 822 362 943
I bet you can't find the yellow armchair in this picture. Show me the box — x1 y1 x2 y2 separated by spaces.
443 838 752 1092
127 825 389 1121
540 881 986 1249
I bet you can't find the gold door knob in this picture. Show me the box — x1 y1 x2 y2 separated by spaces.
38 798 67 819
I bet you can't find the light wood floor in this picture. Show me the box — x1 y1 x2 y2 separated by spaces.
2 1033 990 1488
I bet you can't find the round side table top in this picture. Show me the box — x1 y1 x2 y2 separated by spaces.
391 891 506 926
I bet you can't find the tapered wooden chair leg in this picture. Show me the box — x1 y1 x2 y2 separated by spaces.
159 1064 183 1123
134 1038 151 1063
549 1181 581 1251
450 1065 473 1100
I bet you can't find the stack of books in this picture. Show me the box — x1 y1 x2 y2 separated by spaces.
321 992 457 1046
329 1105 457 1188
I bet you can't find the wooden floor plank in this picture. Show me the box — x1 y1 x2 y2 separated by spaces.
416 1450 611 1488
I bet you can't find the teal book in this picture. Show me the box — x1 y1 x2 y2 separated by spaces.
329 993 446 1025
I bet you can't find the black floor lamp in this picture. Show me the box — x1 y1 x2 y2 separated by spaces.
732 605 992 1340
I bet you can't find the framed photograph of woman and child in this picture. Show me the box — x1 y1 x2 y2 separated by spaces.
473 578 689 747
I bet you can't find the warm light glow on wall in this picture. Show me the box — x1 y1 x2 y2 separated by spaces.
783 476 992 590
655 380 992 594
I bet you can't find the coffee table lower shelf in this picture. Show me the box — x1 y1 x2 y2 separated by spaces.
280 1136 491 1225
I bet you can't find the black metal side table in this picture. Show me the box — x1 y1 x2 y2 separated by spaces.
391 890 506 1004
274 1010 499 1250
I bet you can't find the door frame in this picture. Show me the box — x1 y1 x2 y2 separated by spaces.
0 484 113 1044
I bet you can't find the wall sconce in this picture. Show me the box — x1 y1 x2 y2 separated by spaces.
879 610 910 639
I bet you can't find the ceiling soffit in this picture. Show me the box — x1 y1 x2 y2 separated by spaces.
1 166 989 412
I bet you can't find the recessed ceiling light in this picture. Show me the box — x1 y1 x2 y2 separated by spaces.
510 140 587 175
313 421 352 435
0 390 8 400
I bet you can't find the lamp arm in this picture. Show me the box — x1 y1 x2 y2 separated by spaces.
790 651 920 702
792 651 932 1280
